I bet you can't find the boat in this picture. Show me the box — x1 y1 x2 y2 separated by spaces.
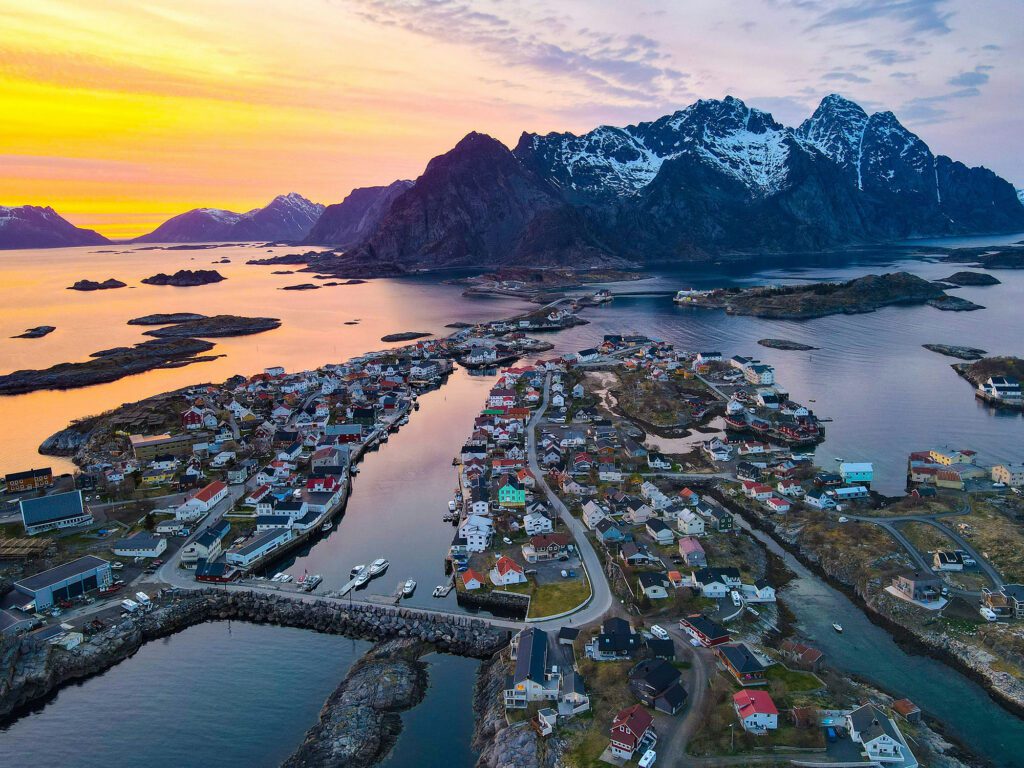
351 465 360 475
832 623 844 633
301 575 323 591
321 521 333 532
353 571 371 587
350 564 367 578
369 558 390 576
402 579 416 597
834 457 843 462
448 500 457 512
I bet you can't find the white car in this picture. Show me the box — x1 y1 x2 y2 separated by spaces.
650 625 669 640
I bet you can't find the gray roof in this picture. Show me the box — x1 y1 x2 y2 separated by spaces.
235 528 289 556
15 555 109 592
718 643 764 674
113 532 163 550
196 520 231 548
513 627 548 685
20 491 85 527
849 703 901 745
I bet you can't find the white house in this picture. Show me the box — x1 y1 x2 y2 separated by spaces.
846 704 918 768
523 512 553 535
583 500 608 530
176 480 228 520
645 519 674 546
112 532 167 559
459 515 494 552
733 690 778 734
677 509 705 537
804 490 836 510
489 556 527 586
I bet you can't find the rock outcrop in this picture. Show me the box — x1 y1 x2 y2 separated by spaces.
140 315 281 338
68 278 126 291
141 269 226 287
472 653 553 768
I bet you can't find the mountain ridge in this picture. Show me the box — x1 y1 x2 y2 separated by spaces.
133 193 324 243
0 205 109 250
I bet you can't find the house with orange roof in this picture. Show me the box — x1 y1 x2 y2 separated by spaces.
490 555 527 586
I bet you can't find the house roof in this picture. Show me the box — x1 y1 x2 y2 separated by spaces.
15 555 109 592
629 658 681 693
193 480 227 502
682 614 729 641
734 689 778 717
513 627 548 685
462 568 485 586
612 703 653 740
530 533 569 549
495 555 523 575
719 643 766 674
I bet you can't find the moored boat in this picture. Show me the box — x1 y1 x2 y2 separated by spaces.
402 579 416 597
369 558 390 576
832 623 843 633
321 521 333 532
350 564 367 578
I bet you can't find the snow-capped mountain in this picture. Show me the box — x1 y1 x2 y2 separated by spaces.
308 94 1024 268
135 193 324 243
0 205 109 249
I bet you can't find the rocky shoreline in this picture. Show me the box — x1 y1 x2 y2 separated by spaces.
140 314 281 338
0 338 217 395
0 589 510 722
380 331 432 343
282 637 429 768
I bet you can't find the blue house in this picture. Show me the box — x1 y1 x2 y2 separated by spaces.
839 463 873 485
596 519 625 543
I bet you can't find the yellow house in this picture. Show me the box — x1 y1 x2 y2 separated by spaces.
141 469 175 487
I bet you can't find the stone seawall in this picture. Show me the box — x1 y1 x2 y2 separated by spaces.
0 590 510 721
456 589 530 619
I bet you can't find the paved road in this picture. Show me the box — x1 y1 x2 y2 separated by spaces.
527 372 615 630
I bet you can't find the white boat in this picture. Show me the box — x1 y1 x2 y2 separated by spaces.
353 571 371 587
448 500 457 512
321 521 333 532
402 579 416 597
832 623 843 633
350 564 367 578
369 558 390 576
302 575 323 591
351 465 360 474
834 457 843 462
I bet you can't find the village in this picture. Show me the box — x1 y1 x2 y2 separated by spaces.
2 318 1023 768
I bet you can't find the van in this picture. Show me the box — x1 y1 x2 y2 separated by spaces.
730 590 742 607
121 599 139 614
135 592 152 607
638 749 657 768
650 625 669 640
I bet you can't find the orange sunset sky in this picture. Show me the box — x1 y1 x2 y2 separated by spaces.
2 0 1020 238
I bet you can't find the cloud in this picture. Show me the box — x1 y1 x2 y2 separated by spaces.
865 48 916 65
805 0 955 35
947 66 989 87
348 0 690 103
822 71 871 83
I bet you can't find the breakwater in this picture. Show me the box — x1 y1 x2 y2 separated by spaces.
0 589 510 721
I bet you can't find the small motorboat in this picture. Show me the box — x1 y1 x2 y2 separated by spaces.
369 558 390 576
350 564 367 578
321 521 333 532
834 457 843 462
354 570 371 587
402 579 416 597
832 623 844 633
302 575 323 592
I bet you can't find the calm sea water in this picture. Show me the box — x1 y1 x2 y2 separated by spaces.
0 622 480 767
1 239 1022 765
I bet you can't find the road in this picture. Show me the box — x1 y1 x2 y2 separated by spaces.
526 372 615 629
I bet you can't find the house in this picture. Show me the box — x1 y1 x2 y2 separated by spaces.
804 489 836 510
992 463 1024 487
504 628 559 707
523 512 553 536
701 502 734 532
19 491 93 536
490 556 527 586
638 571 670 600
716 643 767 686
765 496 791 514
892 571 944 602
181 520 231 566
523 533 571 563
840 462 874 485
596 518 625 544
582 500 608 530
679 615 731 647
647 452 672 470
4 467 53 493
459 515 494 552
623 497 654 525
225 528 294 567
743 579 777 603
834 485 869 501
645 519 674 546
461 568 485 591
978 376 1022 403
620 542 658 567
742 480 773 501
677 537 706 567
609 704 656 760
780 640 824 671
733 690 778 733
845 704 918 768
777 479 805 498
933 550 966 571
691 567 741 598
11 556 112 611
111 532 167 559
588 617 640 660
892 699 922 724
628 658 687 714
176 480 228 520
676 509 705 537
498 480 526 507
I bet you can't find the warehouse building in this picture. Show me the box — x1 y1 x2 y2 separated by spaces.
20 490 94 536
12 556 113 610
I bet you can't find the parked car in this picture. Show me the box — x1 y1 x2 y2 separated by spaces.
650 625 669 640
730 590 741 607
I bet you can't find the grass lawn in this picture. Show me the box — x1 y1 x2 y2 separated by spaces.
506 574 592 618
765 664 823 692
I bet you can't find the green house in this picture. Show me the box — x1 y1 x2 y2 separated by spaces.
498 480 526 507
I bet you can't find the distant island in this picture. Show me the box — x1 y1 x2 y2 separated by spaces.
757 338 818 351
923 343 987 360
689 272 951 319
940 244 1024 270
127 313 208 325
0 338 217 394
141 269 226 287
140 315 281 338
940 271 1001 286
381 331 432 343
68 278 126 291
11 326 56 339
927 295 984 312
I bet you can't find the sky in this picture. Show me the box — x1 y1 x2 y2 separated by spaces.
0 0 1020 238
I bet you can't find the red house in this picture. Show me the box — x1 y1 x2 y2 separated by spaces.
181 407 204 430
609 704 654 759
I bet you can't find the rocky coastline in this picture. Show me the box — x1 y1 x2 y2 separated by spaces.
0 338 217 395
0 589 509 722
282 637 429 768
380 331 432 343
928 295 985 311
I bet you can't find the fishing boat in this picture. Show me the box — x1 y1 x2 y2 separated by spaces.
402 579 416 597
350 564 367 578
369 558 390 576
321 521 333 532
832 623 844 633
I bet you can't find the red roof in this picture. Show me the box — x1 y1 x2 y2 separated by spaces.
462 568 485 586
194 480 226 502
611 704 653 742
530 533 570 549
494 556 523 575
733 689 778 717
